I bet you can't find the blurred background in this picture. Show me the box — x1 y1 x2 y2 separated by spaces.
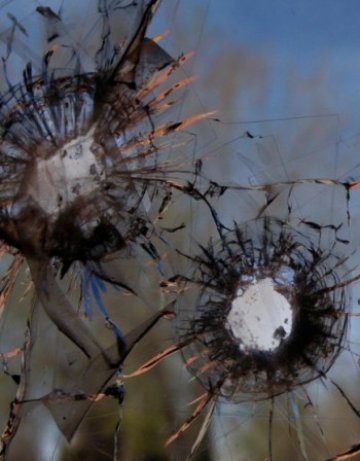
2 1 360 460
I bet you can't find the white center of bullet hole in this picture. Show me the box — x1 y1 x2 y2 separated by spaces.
27 127 104 215
226 276 293 352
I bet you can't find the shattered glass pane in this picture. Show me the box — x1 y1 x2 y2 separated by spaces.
124 2 360 461
1 1 360 461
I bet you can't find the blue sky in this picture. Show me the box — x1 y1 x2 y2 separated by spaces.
151 1 360 131
206 0 360 52
149 0 360 199
149 1 360 247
